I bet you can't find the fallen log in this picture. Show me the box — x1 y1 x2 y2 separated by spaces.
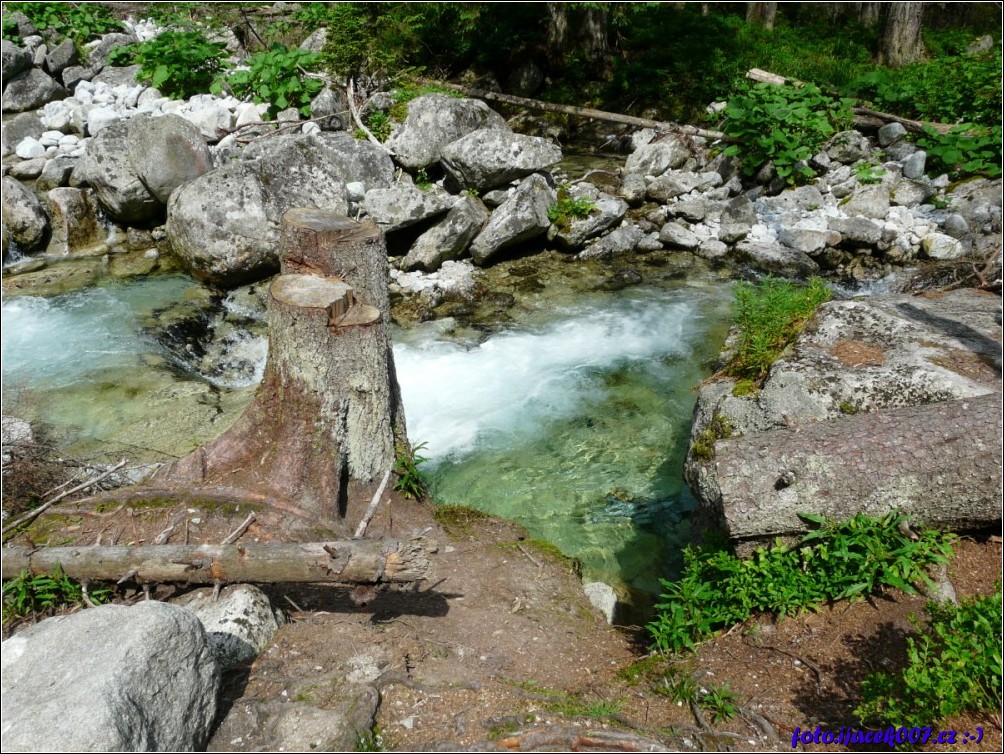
423 79 731 142
745 67 953 135
711 392 1002 551
2 539 432 585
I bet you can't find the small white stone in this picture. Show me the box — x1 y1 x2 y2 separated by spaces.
86 107 121 135
301 121 320 135
15 137 46 159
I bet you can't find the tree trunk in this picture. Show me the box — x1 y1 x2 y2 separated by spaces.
546 2 570 58
578 6 609 62
709 393 1002 552
155 210 406 533
856 1 886 28
1 539 432 584
880 2 925 67
745 2 778 29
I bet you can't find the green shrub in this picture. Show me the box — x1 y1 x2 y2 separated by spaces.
3 2 121 45
845 50 1002 128
856 588 1002 728
216 46 323 119
548 189 596 231
394 441 429 500
722 83 854 185
724 276 831 384
364 110 392 142
916 124 1002 180
109 30 227 99
647 512 954 655
3 566 113 623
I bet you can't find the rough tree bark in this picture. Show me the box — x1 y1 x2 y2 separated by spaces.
154 210 406 533
745 2 778 29
708 393 1002 552
880 2 925 67
1 540 431 585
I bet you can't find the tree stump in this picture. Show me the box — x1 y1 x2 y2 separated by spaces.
156 210 407 533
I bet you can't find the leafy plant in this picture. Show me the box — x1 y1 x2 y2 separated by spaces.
722 83 854 185
393 441 429 500
109 30 227 99
723 276 831 384
915 124 1002 180
4 2 121 45
215 46 323 119
548 188 596 231
365 110 392 142
414 168 432 190
647 512 954 655
855 162 886 185
2 15 20 44
700 683 740 723
855 588 1002 728
3 567 113 622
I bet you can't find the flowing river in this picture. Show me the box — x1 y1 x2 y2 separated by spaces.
2 267 733 613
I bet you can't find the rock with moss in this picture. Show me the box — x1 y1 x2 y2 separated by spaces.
547 183 628 251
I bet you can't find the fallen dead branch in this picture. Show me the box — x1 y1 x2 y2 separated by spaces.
2 538 434 585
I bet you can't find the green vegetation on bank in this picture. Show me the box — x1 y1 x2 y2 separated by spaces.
108 30 227 99
856 588 1003 729
647 512 954 655
2 2 121 46
3 567 113 623
724 276 831 387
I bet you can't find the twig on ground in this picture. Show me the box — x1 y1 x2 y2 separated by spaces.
221 512 257 544
2 459 128 537
354 469 392 539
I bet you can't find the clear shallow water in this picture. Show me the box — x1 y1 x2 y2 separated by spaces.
2 274 732 604
395 284 733 599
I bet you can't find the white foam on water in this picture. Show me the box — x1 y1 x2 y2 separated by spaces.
394 294 698 463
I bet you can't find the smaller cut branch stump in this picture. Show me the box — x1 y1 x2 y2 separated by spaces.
712 393 1002 549
2 540 431 585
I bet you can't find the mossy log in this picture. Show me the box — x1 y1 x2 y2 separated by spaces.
154 210 407 533
712 393 1002 548
1 539 431 585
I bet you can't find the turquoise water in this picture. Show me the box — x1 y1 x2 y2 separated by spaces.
3 274 732 605
395 282 732 600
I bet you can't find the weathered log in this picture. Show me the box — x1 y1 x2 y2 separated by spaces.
712 393 1002 549
1 539 431 585
424 79 731 142
155 211 407 532
745 67 953 135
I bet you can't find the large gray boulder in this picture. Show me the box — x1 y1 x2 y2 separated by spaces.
718 193 757 244
387 94 509 170
578 223 646 260
469 173 555 265
440 129 562 192
623 136 690 177
1 601 220 752
1 40 33 83
44 38 78 78
127 114 213 203
313 132 395 191
1 67 68 113
178 584 285 670
828 216 882 247
1 111 44 156
360 183 455 233
77 119 161 224
401 195 490 271
2 176 49 251
646 170 722 203
45 187 106 255
547 183 628 251
167 161 275 287
734 240 820 278
840 184 890 220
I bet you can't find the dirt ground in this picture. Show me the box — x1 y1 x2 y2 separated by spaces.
4 487 1001 752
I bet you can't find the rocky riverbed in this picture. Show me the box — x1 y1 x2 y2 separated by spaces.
3 13 1002 754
